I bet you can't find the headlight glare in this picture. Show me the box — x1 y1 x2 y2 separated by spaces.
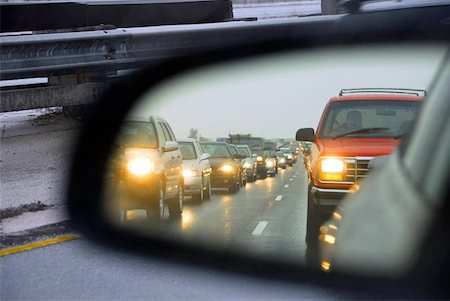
321 159 345 173
183 169 199 177
127 158 154 176
219 165 233 172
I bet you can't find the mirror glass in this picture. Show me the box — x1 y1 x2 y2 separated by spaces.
102 43 447 274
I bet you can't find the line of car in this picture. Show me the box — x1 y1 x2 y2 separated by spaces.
110 117 300 222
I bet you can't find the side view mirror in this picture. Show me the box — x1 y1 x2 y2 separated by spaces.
251 154 257 158
296 128 315 142
200 153 210 161
163 141 179 152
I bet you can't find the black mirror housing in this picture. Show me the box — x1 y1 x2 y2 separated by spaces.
296 128 315 142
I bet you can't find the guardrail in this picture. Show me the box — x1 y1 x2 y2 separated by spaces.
1 3 450 112
0 17 337 80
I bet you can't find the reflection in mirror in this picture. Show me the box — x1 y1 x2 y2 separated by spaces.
103 43 447 275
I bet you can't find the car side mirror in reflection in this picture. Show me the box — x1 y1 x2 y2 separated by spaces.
163 141 179 152
296 128 315 142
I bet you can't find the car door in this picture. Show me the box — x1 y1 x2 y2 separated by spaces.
195 141 211 180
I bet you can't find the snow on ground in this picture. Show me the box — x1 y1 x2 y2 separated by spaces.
1 108 81 234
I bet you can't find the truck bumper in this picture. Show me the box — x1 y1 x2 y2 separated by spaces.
310 186 352 208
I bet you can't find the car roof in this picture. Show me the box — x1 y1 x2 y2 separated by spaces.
178 138 196 143
329 94 423 103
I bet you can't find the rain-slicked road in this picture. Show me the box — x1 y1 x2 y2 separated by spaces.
123 158 309 263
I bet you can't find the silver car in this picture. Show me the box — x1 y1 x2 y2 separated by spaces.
178 139 212 201
236 144 257 182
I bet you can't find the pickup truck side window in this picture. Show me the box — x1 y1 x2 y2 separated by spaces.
160 123 174 141
159 122 172 142
164 123 177 141
157 122 167 145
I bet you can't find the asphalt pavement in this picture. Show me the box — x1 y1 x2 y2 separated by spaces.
1 160 319 300
160 160 308 263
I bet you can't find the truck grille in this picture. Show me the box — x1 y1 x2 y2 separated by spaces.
344 157 373 184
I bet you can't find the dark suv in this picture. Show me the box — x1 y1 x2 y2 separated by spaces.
113 116 184 221
199 142 242 193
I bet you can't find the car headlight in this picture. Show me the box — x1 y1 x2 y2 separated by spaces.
243 162 252 169
125 148 154 176
183 169 199 177
319 158 345 181
265 160 274 167
279 158 286 163
287 154 293 159
219 164 234 172
256 156 263 162
127 158 154 176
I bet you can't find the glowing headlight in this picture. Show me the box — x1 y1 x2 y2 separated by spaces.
125 148 154 176
127 158 154 176
279 158 286 163
219 165 233 172
243 162 252 169
183 169 199 177
256 156 263 162
265 160 274 167
287 154 293 159
321 159 345 173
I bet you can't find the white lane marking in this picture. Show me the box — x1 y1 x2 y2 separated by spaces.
275 195 283 201
289 178 293 181
252 221 268 236
284 184 289 188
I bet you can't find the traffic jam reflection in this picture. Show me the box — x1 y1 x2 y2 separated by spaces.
109 132 309 262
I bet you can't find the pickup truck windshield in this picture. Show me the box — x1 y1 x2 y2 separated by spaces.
320 100 420 138
200 143 232 158
119 122 158 148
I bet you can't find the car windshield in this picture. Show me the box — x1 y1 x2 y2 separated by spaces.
179 142 197 160
237 146 251 157
118 122 158 148
321 100 420 138
200 143 231 158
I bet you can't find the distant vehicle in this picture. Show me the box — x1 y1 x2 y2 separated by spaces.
199 142 241 193
229 144 247 186
296 88 424 260
113 116 184 221
264 150 277 177
227 134 268 179
279 147 294 166
178 139 212 201
276 151 287 169
236 144 257 182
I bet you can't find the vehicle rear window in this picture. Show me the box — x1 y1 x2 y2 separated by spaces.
320 100 420 138
179 142 197 160
119 122 158 148
200 143 231 158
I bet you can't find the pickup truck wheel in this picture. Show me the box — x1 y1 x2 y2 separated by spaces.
146 187 165 223
168 186 183 217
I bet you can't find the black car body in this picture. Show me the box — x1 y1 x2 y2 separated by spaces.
199 142 241 193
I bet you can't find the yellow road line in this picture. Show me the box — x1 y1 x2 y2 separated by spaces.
0 234 79 257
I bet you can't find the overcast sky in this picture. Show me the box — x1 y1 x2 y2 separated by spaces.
130 43 447 140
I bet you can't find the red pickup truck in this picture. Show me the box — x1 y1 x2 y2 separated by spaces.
295 88 424 253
